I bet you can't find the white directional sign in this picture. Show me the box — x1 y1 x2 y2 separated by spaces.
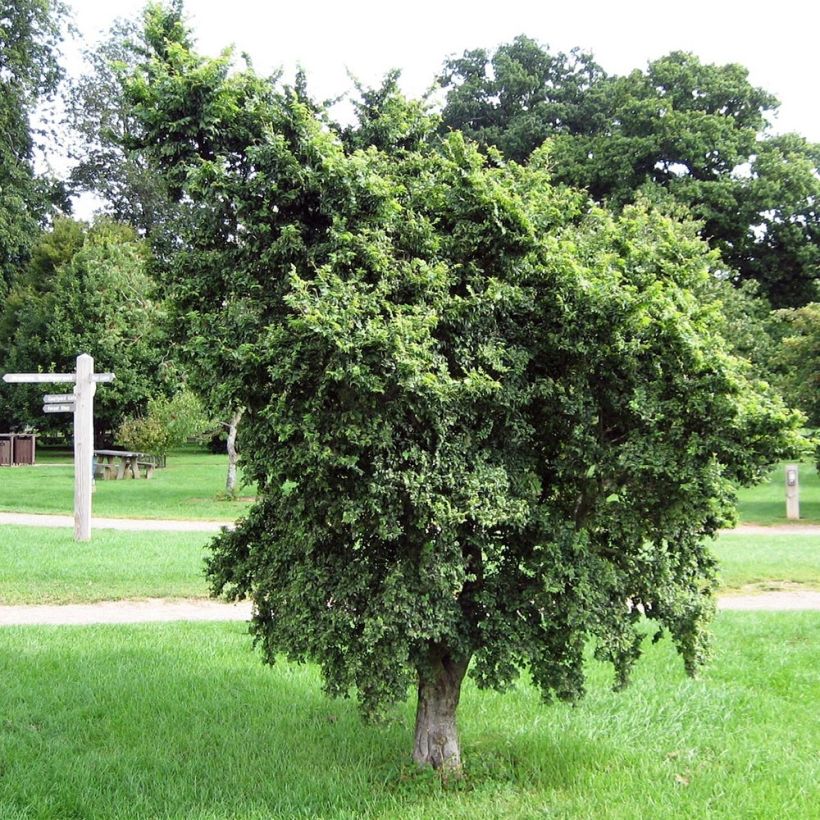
3 373 76 383
3 355 115 542
43 403 75 413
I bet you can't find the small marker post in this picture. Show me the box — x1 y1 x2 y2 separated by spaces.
785 464 800 521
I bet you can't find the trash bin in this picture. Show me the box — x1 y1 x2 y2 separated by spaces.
0 435 12 466
13 434 36 465
0 433 36 465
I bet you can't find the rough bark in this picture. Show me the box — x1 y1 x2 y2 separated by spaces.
225 407 244 496
412 648 470 772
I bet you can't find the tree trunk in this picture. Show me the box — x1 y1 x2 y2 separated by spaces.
225 407 243 497
412 649 470 773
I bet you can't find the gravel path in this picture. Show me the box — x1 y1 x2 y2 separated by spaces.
0 511 233 532
1 513 817 625
2 511 818 535
0 591 817 626
718 590 820 610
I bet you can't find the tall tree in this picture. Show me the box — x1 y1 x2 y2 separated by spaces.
438 35 605 163
440 43 819 308
0 0 68 290
0 218 176 439
774 302 820 428
122 9 800 772
66 16 174 236
733 135 820 308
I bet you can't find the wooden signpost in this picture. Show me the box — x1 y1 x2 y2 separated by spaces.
3 354 114 541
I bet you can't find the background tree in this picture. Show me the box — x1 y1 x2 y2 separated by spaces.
121 8 801 772
0 218 176 440
0 0 68 291
66 16 175 237
437 35 605 163
440 43 819 309
774 302 820 428
116 386 211 461
733 135 820 308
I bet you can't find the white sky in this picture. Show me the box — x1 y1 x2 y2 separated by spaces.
63 0 820 144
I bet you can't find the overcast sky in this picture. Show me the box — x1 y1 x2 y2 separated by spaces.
63 0 820 144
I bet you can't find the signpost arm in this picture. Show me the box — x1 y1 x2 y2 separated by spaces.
74 354 96 541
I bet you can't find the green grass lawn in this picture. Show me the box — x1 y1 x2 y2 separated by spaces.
0 446 255 521
713 532 820 593
1 527 817 606
0 526 212 604
736 461 820 525
3 450 818 526
0 613 816 818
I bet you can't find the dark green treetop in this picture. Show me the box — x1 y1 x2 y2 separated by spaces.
438 34 605 163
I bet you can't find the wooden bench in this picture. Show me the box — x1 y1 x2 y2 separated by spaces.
137 461 155 479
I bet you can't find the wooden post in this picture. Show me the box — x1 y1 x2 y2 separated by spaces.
74 354 96 541
785 464 800 521
3 356 113 542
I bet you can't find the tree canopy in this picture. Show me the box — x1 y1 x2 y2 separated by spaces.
118 8 802 771
0 218 176 439
439 41 819 308
66 16 175 237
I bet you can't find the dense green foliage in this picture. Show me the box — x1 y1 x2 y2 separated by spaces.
116 387 211 455
774 303 820 427
440 42 820 308
0 218 176 439
115 8 802 770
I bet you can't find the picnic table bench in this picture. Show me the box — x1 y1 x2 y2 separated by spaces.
93 450 154 480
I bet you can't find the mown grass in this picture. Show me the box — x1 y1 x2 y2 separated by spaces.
1 527 817 606
713 533 820 592
0 614 817 818
2 450 818 525
736 461 820 524
0 526 212 604
0 446 254 521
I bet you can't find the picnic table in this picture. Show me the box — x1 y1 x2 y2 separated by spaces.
93 450 154 480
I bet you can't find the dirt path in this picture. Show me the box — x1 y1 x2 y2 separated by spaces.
2 511 818 534
1 513 817 624
0 591 817 626
718 590 820 610
0 511 233 532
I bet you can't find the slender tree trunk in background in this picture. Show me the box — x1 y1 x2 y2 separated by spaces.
225 407 243 497
412 648 470 773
